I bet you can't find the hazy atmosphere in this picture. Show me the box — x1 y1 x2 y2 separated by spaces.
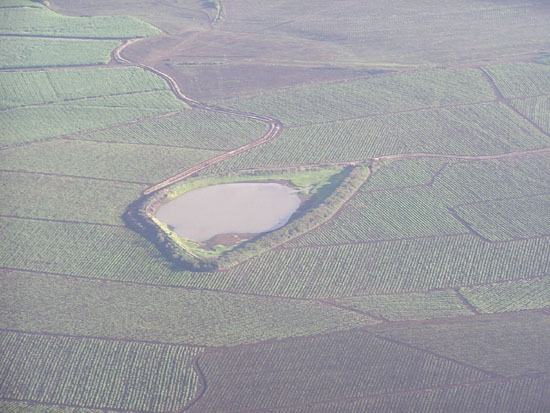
1 0 549 411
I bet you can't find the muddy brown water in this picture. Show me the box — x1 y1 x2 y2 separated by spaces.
155 183 301 243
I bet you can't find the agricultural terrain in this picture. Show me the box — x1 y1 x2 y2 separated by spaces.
1 0 549 412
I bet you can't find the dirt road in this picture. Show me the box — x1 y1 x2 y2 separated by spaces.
114 39 283 195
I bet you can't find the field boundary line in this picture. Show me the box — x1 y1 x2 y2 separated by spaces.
282 233 472 250
64 136 223 152
0 88 171 113
452 191 550 208
180 352 208 412
2 267 548 341
0 169 152 185
374 147 550 163
446 206 493 242
315 298 390 322
5 266 547 303
0 266 354 302
479 67 550 138
453 288 481 314
0 328 207 349
284 98 500 128
0 33 140 41
282 92 550 129
329 274 550 301
366 331 503 379
0 214 126 228
0 110 188 152
282 225 550 250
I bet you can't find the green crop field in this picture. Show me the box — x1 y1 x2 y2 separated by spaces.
291 155 550 246
0 139 219 182
0 331 200 411
0 37 120 68
332 290 474 321
0 67 188 146
189 330 490 412
0 269 375 347
2 0 549 410
78 108 268 150
460 277 550 314
291 187 468 244
3 217 549 300
1 99 182 146
363 158 450 189
220 235 550 298
432 154 550 202
453 194 550 241
0 67 173 109
0 171 146 225
213 68 495 126
483 63 550 98
200 101 547 174
512 95 550 133
0 5 160 38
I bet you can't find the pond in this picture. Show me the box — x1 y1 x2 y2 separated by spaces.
155 182 301 243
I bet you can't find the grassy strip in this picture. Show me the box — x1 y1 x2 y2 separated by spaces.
125 164 368 271
0 6 160 39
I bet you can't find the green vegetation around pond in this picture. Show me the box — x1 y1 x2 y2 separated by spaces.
127 164 370 271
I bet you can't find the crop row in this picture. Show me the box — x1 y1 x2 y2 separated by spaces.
432 154 550 204
460 276 550 314
0 171 146 225
364 157 449 190
0 331 200 412
511 95 550 133
213 67 495 126
0 37 120 69
483 62 550 98
1 99 182 147
0 269 373 347
378 311 550 377
454 194 550 241
189 329 489 411
0 139 219 182
79 108 268 150
332 289 473 322
1 67 172 110
0 400 101 413
0 217 186 283
0 5 159 39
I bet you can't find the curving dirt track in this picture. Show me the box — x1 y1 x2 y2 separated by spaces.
113 39 283 195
